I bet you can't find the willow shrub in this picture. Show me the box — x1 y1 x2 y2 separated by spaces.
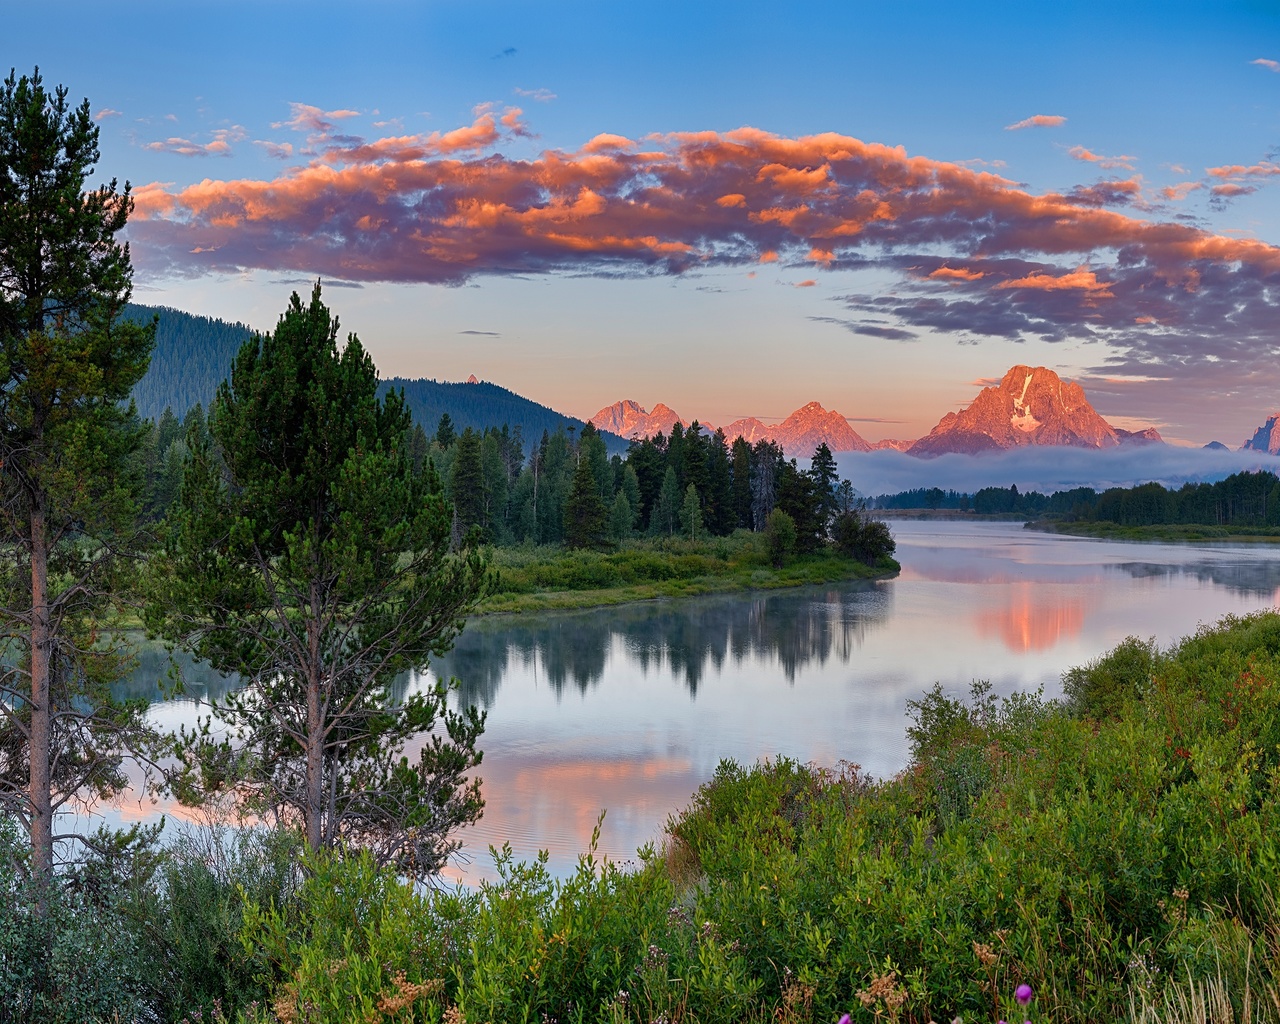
236 611 1280 1024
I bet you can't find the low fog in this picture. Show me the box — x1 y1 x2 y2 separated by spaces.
835 445 1280 498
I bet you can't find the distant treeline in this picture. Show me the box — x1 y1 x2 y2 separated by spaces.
141 408 895 561
871 470 1280 526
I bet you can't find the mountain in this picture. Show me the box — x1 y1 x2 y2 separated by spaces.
1115 427 1165 445
1204 441 1231 451
871 438 915 452
589 399 870 458
388 377 628 452
590 400 687 439
1242 415 1280 455
769 401 872 455
907 366 1125 457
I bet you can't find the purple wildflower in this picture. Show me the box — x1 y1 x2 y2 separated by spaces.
838 1016 851 1024
1015 983 1034 1005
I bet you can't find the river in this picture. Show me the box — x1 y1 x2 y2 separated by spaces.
110 521 1280 886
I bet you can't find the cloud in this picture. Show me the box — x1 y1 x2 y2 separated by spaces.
129 115 1280 402
1251 58 1280 72
794 279 817 287
143 126 246 157
253 140 294 159
809 316 918 341
1005 114 1067 131
94 107 122 122
492 47 517 59
1159 181 1202 201
1067 146 1137 171
1210 183 1257 198
1064 178 1142 207
272 103 360 134
459 329 500 336
836 445 1280 498
514 87 557 102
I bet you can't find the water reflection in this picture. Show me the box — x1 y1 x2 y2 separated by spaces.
433 583 892 705
976 583 1086 653
1115 558 1280 598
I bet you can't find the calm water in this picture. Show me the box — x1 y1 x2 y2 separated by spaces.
112 521 1280 885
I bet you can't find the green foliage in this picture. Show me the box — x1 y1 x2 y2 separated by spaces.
564 439 611 550
649 465 681 538
125 303 252 420
833 508 897 564
680 483 704 540
765 508 796 567
1062 635 1159 719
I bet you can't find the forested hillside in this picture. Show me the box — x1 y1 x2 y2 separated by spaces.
384 376 626 453
123 303 252 420
123 304 623 447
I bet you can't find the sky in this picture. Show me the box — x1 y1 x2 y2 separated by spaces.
10 0 1280 447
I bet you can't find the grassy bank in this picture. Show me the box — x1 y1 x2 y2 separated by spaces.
1030 519 1280 543
476 532 898 614
9 612 1280 1022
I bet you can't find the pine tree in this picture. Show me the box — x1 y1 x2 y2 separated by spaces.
148 286 491 876
649 466 681 537
608 490 634 542
730 436 753 529
436 412 457 448
449 427 487 540
0 68 157 893
563 442 609 549
679 484 704 540
809 442 839 535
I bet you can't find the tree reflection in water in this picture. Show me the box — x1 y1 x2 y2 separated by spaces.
432 581 893 706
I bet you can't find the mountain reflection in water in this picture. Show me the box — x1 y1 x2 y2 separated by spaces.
434 585 892 706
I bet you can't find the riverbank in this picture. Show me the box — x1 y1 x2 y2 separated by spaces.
476 533 897 614
1027 519 1280 543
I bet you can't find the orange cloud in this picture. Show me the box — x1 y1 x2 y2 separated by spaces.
929 265 985 282
1005 114 1067 130
1068 145 1136 171
94 107 122 122
1206 160 1280 180
794 279 817 287
1159 181 1201 201
995 266 1113 297
143 126 246 157
272 102 360 133
129 112 1280 349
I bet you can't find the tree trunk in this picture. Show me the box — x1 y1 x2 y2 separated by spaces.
28 496 53 904
304 586 323 852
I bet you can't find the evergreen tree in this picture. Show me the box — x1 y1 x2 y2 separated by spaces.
449 427 487 541
681 422 710 498
619 465 642 533
608 490 634 543
405 422 430 475
0 68 157 895
679 484 704 540
148 286 491 876
578 421 611 502
705 428 734 535
809 442 839 535
481 429 509 542
777 458 823 552
436 412 457 448
626 435 667 524
563 442 609 549
649 466 681 537
730 436 753 529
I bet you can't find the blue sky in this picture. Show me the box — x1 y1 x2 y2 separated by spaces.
10 1 1280 444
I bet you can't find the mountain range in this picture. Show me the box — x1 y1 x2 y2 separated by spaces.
127 303 1277 461
591 365 1177 459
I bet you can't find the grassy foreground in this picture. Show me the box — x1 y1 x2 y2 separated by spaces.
9 612 1280 1023
1028 519 1280 543
476 532 898 614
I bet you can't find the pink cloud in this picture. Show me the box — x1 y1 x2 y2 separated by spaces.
272 103 361 133
94 107 122 122
1210 183 1257 198
1206 160 1280 180
794 279 817 288
1005 114 1067 131
1068 146 1137 171
1251 58 1280 72
143 126 246 157
253 140 294 159
1159 181 1201 201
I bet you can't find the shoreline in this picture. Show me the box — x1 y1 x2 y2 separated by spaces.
1025 519 1280 544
